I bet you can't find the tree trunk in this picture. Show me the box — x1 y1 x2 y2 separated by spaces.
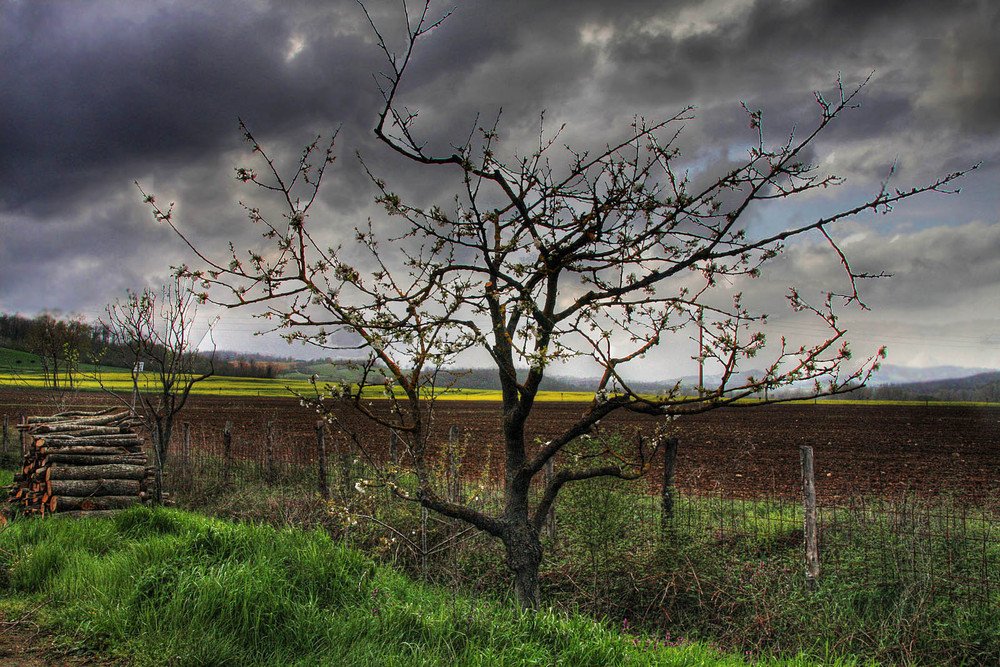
504 523 544 610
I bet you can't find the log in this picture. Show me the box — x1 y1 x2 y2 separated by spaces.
48 479 141 497
36 434 142 444
26 412 130 429
9 413 148 516
52 510 124 519
47 464 149 481
25 409 117 424
49 495 140 512
32 425 131 436
44 453 147 466
39 445 135 456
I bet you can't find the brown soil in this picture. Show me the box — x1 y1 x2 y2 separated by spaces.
3 387 998 502
0 618 120 667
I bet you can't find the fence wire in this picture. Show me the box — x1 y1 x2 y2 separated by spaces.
137 416 1000 611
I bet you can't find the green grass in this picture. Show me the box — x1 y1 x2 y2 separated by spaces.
0 506 877 667
318 474 999 667
8 462 994 666
0 346 46 369
540 481 1000 666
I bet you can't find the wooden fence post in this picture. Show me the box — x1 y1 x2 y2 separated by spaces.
316 420 330 501
448 425 461 502
800 445 820 590
222 420 233 487
421 505 429 577
2 414 8 462
182 422 192 483
660 437 679 531
19 414 26 457
340 446 352 499
265 421 276 486
150 429 164 505
544 458 557 540
389 429 402 466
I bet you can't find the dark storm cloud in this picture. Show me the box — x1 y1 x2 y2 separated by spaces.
1 0 997 368
590 0 1000 153
0 183 183 314
0 0 380 212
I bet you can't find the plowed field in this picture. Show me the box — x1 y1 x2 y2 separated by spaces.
2 387 998 501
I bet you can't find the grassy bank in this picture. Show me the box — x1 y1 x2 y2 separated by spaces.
163 465 1000 666
4 438 995 665
0 505 883 667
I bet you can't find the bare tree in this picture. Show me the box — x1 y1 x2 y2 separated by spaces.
103 278 215 503
26 312 90 390
143 2 975 609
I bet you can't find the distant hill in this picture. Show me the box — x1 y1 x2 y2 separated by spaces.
868 364 998 385
850 370 1000 403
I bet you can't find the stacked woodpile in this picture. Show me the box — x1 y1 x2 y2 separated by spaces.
4 410 155 518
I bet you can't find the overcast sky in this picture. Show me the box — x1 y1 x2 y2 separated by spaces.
1 0 998 378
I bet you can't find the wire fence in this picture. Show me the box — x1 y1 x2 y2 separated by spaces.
144 415 1000 612
2 404 997 612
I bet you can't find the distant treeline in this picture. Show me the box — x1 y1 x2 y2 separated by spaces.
835 372 1000 404
438 367 585 392
0 312 277 382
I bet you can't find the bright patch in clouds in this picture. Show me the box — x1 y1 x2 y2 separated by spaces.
639 0 755 40
285 33 307 62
